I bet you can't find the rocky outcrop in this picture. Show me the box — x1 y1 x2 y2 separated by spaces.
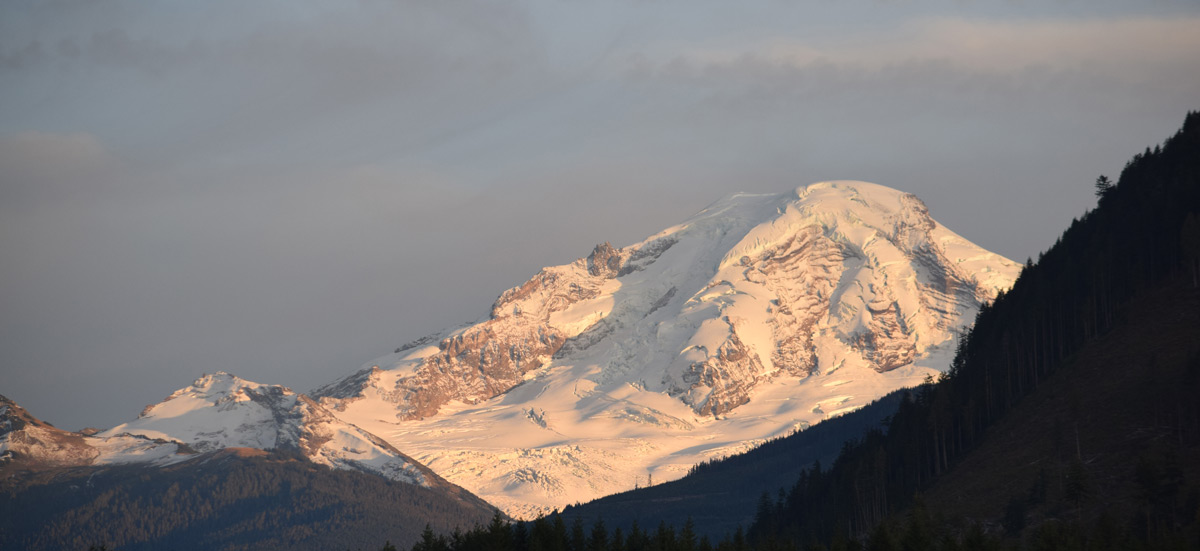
677 331 763 416
587 242 627 278
0 395 98 467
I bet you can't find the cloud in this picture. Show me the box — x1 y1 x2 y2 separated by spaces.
0 132 123 210
627 16 1200 87
0 1 549 168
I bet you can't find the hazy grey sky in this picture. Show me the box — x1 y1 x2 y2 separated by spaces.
3 1 1198 430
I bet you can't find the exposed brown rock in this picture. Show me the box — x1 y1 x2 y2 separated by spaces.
587 242 627 278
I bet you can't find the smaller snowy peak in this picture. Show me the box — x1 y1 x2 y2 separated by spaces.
150 371 274 413
107 371 296 451
105 372 434 487
189 370 266 391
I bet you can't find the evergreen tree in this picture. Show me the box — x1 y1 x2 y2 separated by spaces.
513 521 530 551
552 515 570 551
1094 174 1113 198
678 518 697 551
414 525 449 551
627 521 647 551
570 517 587 551
731 526 748 551
588 519 608 551
611 527 626 551
656 520 676 551
487 510 513 551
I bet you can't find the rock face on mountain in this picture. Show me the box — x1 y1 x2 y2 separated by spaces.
315 181 1022 518
1 394 99 466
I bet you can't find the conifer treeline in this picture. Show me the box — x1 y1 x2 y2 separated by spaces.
405 112 1200 551
396 494 1197 551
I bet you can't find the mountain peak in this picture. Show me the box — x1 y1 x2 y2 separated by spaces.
318 182 1021 517
0 394 38 435
184 371 278 394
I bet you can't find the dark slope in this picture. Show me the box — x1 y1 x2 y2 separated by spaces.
922 274 1200 535
0 448 498 551
739 112 1200 547
558 391 906 539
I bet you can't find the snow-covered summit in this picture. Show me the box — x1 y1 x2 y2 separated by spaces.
102 372 435 486
315 181 1021 517
106 371 290 451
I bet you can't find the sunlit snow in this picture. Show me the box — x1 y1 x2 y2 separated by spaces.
318 181 1021 518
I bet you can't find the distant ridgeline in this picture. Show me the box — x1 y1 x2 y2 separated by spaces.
0 450 497 551
400 112 1200 551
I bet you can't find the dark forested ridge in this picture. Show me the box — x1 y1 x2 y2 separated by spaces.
403 113 1200 551
0 449 498 551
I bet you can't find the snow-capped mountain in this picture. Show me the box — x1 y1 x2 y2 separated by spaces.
100 372 435 486
314 181 1022 518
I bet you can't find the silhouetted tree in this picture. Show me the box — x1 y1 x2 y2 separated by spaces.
1094 174 1113 198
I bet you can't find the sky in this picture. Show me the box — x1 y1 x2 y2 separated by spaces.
2 1 1198 431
